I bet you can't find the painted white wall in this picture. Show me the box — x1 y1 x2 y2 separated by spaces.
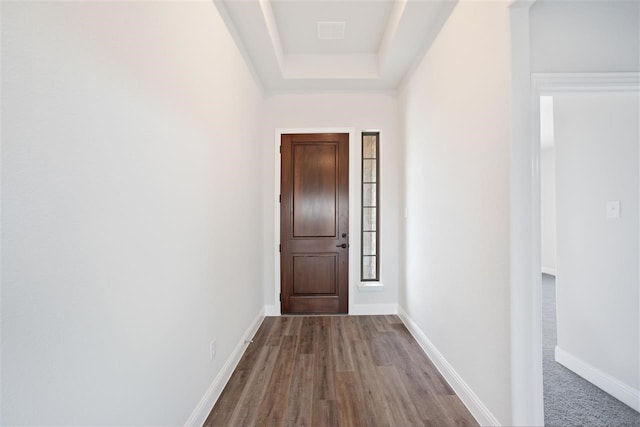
540 96 556 274
530 0 640 73
1 2 264 424
554 93 639 396
399 2 512 424
541 147 556 275
261 93 401 312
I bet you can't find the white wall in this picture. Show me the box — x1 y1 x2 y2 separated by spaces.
261 93 401 313
1 2 264 424
399 2 512 424
554 93 639 400
530 0 640 73
541 147 556 275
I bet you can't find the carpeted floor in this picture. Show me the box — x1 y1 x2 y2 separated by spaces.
542 273 640 427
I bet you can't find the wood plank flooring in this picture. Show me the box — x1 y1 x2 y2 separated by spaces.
204 315 478 427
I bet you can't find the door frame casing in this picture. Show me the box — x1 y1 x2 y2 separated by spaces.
512 72 640 425
271 128 359 315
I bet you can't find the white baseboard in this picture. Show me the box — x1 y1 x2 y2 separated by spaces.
351 303 398 315
184 308 265 427
398 306 501 426
555 346 640 412
541 267 556 276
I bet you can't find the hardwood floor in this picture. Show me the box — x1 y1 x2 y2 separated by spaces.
204 315 478 427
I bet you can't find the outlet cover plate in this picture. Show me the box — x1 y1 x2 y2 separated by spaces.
210 339 217 360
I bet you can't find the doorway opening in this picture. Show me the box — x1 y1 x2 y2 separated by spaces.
535 81 640 426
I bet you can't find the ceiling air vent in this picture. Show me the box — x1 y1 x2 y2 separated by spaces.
317 21 345 40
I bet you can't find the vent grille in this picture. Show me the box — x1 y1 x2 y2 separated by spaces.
317 21 345 40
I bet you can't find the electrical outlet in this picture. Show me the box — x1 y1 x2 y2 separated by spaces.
210 339 217 360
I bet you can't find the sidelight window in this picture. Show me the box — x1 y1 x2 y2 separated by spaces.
361 132 379 281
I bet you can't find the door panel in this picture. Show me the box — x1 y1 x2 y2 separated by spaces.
292 143 337 237
292 255 336 295
281 133 349 314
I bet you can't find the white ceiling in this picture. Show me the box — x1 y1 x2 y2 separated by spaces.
214 0 457 93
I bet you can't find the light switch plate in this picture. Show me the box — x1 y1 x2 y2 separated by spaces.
606 201 621 219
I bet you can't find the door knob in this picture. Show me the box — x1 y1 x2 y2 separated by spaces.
336 243 348 248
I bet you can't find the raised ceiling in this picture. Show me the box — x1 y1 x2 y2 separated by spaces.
214 0 457 94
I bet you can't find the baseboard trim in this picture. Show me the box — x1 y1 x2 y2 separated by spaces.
398 306 502 426
184 308 265 427
351 303 398 315
541 267 556 276
555 346 640 411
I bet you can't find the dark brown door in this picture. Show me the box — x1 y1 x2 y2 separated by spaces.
280 133 349 314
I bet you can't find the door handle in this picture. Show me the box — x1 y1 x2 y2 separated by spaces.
336 243 348 248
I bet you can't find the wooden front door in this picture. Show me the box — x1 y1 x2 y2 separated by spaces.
280 133 349 314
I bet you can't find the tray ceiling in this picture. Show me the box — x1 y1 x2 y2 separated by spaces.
214 0 457 93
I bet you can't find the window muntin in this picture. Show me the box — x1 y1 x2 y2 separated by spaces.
361 132 379 281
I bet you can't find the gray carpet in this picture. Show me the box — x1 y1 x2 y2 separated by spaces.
542 274 640 427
